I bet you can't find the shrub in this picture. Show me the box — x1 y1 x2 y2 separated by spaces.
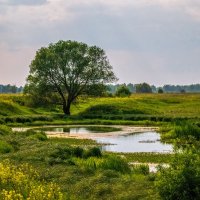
132 164 149 175
30 132 48 141
115 85 131 97
100 155 130 173
50 147 72 160
156 147 200 200
174 122 200 140
84 147 102 158
0 125 12 135
0 141 14 153
72 147 84 158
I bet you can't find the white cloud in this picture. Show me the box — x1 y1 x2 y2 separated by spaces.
0 45 35 86
0 0 200 85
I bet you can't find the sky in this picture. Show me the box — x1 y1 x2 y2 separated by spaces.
0 0 200 86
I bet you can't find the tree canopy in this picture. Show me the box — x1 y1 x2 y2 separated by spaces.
135 83 152 93
25 40 117 115
115 85 131 97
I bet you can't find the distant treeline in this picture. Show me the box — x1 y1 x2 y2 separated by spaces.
108 83 200 93
0 84 23 93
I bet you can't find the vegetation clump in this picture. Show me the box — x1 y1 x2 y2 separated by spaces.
156 146 200 200
0 160 63 200
115 85 131 97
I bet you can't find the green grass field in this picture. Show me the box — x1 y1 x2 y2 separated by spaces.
1 93 200 125
0 93 200 199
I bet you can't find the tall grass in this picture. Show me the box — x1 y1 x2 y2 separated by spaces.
74 155 131 173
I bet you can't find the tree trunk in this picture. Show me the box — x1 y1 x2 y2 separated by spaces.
63 101 71 115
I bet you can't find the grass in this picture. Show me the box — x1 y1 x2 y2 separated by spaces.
1 93 200 199
1 93 200 126
115 152 173 163
0 126 160 199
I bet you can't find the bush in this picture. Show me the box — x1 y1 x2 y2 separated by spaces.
0 141 14 153
0 125 11 135
174 122 200 140
49 146 102 165
84 147 102 158
132 164 149 175
115 85 131 97
30 132 48 141
72 147 84 158
156 147 200 200
100 155 130 173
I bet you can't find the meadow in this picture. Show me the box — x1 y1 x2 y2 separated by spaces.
1 93 200 126
0 93 200 199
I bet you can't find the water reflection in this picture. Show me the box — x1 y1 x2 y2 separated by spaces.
35 127 173 153
96 132 172 153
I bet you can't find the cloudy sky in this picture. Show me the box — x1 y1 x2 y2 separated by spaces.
1 0 200 86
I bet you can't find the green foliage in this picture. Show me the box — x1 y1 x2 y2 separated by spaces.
74 155 130 173
135 82 153 93
29 132 48 141
118 152 173 163
156 146 200 200
115 85 131 97
0 141 14 153
25 40 117 115
163 122 200 141
0 125 11 135
0 128 159 199
100 155 130 173
158 88 164 93
0 160 63 200
132 164 150 175
48 146 102 165
174 122 200 140
81 104 146 116
83 147 102 158
0 101 24 116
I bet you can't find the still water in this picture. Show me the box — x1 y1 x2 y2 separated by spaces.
96 132 172 153
35 127 173 153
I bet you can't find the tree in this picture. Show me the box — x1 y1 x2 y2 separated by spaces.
135 83 152 93
158 88 164 93
25 40 117 115
115 85 131 97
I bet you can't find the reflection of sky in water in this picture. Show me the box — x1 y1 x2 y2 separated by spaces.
40 127 173 153
69 128 93 134
41 127 94 134
96 132 173 153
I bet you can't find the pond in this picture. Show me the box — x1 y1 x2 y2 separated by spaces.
96 131 172 153
32 126 173 153
34 126 121 134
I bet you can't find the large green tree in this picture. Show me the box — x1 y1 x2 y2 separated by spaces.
25 40 117 115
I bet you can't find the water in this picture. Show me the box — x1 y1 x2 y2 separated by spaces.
35 126 119 134
96 132 172 153
34 127 173 153
39 127 94 134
